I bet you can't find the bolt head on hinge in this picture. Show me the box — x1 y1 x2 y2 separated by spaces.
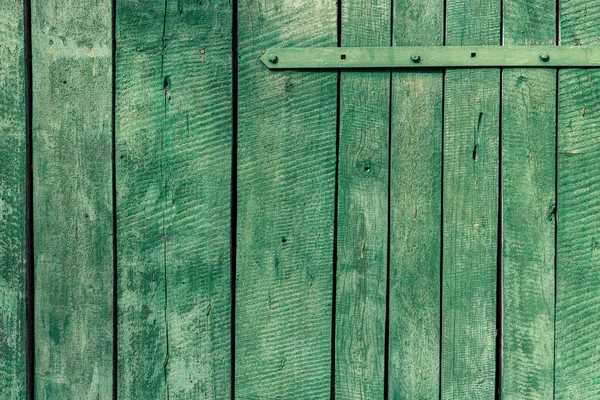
268 54 279 64
411 53 421 63
540 53 550 62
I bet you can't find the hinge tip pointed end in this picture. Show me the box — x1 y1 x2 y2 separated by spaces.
260 50 280 69
260 54 272 69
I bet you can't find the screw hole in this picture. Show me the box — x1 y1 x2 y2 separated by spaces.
471 52 477 58
341 54 346 60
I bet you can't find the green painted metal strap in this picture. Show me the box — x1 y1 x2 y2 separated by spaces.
261 46 600 69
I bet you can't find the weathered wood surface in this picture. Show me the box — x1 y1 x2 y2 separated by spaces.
388 0 443 398
32 0 113 397
235 0 337 397
9 0 600 397
116 0 232 397
501 0 556 397
334 0 390 398
0 0 26 397
556 0 600 397
442 0 500 397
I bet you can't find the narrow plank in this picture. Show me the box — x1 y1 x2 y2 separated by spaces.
443 0 500 397
32 0 113 397
334 0 390 397
556 1 600 397
235 0 337 396
388 0 443 398
0 0 26 397
116 0 232 397
501 0 556 397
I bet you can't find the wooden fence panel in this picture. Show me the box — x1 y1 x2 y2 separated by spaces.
116 0 232 397
334 0 390 398
0 0 26 397
235 0 337 397
502 0 556 397
388 0 444 398
556 0 600 397
32 0 113 397
2 0 600 397
442 0 500 397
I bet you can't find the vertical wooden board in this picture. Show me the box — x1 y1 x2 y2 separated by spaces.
0 0 26 397
235 0 337 397
443 0 500 397
388 0 443 398
334 0 390 398
501 0 556 398
32 0 113 397
116 0 232 397
556 1 600 397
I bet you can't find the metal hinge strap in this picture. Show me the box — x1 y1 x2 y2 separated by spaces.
261 46 600 69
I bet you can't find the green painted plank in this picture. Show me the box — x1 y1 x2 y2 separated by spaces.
388 0 443 398
116 0 232 397
334 0 390 398
442 0 500 397
556 1 600 397
32 0 113 397
235 0 337 397
0 0 26 397
501 0 556 398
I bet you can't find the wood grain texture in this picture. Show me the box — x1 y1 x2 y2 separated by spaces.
32 0 113 397
0 0 26 397
334 0 390 398
235 0 337 397
556 0 600 397
388 0 443 398
116 0 232 397
501 0 556 397
443 0 500 397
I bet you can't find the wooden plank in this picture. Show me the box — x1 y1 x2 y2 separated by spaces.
116 0 232 397
442 0 500 397
32 0 113 397
0 0 26 397
501 0 556 397
556 0 600 397
388 0 443 398
334 0 390 398
235 0 337 397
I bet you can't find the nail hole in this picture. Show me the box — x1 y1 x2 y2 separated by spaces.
281 237 287 244
364 166 371 173
471 52 477 58
341 54 346 60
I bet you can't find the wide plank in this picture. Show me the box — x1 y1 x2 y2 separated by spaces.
388 0 444 398
116 0 232 397
501 0 556 397
0 0 26 397
442 0 500 397
32 0 113 397
235 0 337 396
556 0 600 397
